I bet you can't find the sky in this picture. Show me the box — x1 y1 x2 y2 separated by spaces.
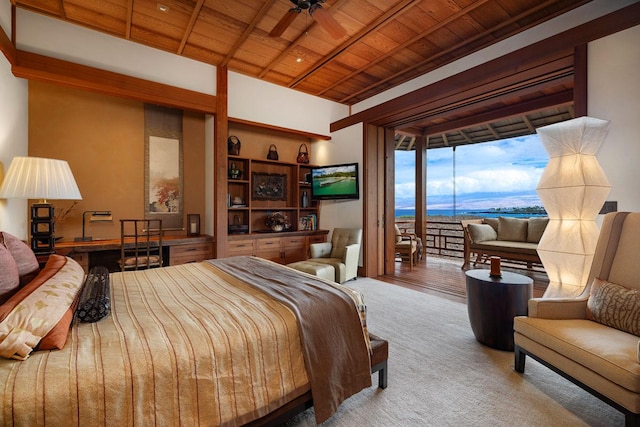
395 134 549 211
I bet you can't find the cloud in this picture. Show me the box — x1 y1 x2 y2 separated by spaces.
395 135 548 209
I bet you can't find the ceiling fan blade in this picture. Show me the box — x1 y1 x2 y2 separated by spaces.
270 9 300 37
310 5 346 39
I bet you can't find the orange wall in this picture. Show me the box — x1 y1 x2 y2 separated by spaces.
28 81 206 241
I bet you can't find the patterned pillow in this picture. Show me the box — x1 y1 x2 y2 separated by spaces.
1 232 40 286
587 277 640 336
0 245 20 303
0 255 85 360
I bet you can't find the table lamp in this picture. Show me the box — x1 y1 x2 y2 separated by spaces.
0 156 82 254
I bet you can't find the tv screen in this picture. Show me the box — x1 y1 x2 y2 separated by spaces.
310 163 359 201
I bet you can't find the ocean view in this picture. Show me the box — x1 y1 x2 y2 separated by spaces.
396 208 547 219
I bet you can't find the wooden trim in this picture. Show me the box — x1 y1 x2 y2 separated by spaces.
421 90 573 136
0 14 16 64
331 2 640 132
12 50 217 114
362 124 381 278
228 117 331 141
573 44 588 117
383 127 396 275
215 66 229 258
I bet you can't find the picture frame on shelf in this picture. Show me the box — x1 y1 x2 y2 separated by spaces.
252 172 287 201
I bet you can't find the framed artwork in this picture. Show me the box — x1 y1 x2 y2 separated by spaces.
252 172 287 201
144 105 184 230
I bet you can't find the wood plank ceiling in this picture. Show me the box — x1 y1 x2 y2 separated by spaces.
13 0 591 146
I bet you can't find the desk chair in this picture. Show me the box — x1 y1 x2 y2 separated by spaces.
119 219 163 271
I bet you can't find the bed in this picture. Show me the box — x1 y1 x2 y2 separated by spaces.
0 254 379 426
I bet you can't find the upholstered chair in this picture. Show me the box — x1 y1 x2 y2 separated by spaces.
514 212 640 425
307 228 362 283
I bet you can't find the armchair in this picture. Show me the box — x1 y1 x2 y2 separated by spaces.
394 224 418 269
514 212 640 425
307 228 362 283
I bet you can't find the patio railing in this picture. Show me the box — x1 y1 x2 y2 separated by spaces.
396 219 465 260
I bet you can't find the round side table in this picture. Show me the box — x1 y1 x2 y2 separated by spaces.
465 269 533 351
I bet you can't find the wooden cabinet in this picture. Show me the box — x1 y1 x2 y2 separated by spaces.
169 242 213 266
228 231 328 264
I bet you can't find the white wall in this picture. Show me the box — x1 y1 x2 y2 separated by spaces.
589 24 640 213
15 9 217 96
229 71 348 137
0 9 30 238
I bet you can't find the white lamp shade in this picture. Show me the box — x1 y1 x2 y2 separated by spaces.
0 157 82 201
535 116 611 298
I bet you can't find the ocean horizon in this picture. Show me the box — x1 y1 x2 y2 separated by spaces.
396 208 546 218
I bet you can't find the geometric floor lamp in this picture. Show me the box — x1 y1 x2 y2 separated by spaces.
535 116 611 298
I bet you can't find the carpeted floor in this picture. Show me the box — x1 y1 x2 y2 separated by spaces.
285 278 623 426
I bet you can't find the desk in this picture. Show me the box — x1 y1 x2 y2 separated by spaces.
465 269 533 351
54 235 215 273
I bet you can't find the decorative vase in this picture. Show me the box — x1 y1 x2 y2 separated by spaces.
271 224 284 232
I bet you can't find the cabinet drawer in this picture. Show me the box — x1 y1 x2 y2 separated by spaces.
256 237 281 251
228 240 255 256
170 242 213 265
282 236 305 249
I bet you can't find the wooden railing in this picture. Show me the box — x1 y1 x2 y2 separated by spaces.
396 219 465 260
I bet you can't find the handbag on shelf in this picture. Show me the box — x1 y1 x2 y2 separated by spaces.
296 143 310 164
267 144 279 160
228 135 241 156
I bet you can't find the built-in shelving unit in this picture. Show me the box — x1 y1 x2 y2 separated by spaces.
216 119 331 263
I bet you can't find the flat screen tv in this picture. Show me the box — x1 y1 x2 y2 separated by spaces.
310 163 359 201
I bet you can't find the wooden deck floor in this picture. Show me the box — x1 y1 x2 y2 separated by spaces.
378 255 549 304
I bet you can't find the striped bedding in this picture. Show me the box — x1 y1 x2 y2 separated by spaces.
0 257 370 426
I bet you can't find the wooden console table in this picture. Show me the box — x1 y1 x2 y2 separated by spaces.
53 235 215 273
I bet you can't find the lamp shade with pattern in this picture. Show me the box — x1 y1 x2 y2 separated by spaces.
536 117 611 298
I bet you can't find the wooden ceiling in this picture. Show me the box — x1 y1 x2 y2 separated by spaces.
13 0 591 108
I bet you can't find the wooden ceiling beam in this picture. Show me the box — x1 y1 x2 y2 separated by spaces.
331 2 640 131
384 60 574 129
177 0 205 55
420 90 572 137
287 0 415 88
221 0 277 67
338 0 576 104
12 50 217 114
320 0 489 99
125 0 133 40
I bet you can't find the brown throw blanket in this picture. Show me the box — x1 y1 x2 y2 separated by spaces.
207 256 372 423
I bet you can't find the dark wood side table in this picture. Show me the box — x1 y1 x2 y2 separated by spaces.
465 269 533 351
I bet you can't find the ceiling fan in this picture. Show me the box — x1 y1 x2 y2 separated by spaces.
270 0 346 39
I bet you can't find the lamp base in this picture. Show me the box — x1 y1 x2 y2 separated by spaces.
74 236 93 242
31 203 55 255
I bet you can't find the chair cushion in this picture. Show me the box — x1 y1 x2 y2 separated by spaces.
514 316 640 393
483 218 499 233
497 217 528 242
467 223 497 243
394 225 402 243
587 277 640 336
527 217 549 243
330 228 362 259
